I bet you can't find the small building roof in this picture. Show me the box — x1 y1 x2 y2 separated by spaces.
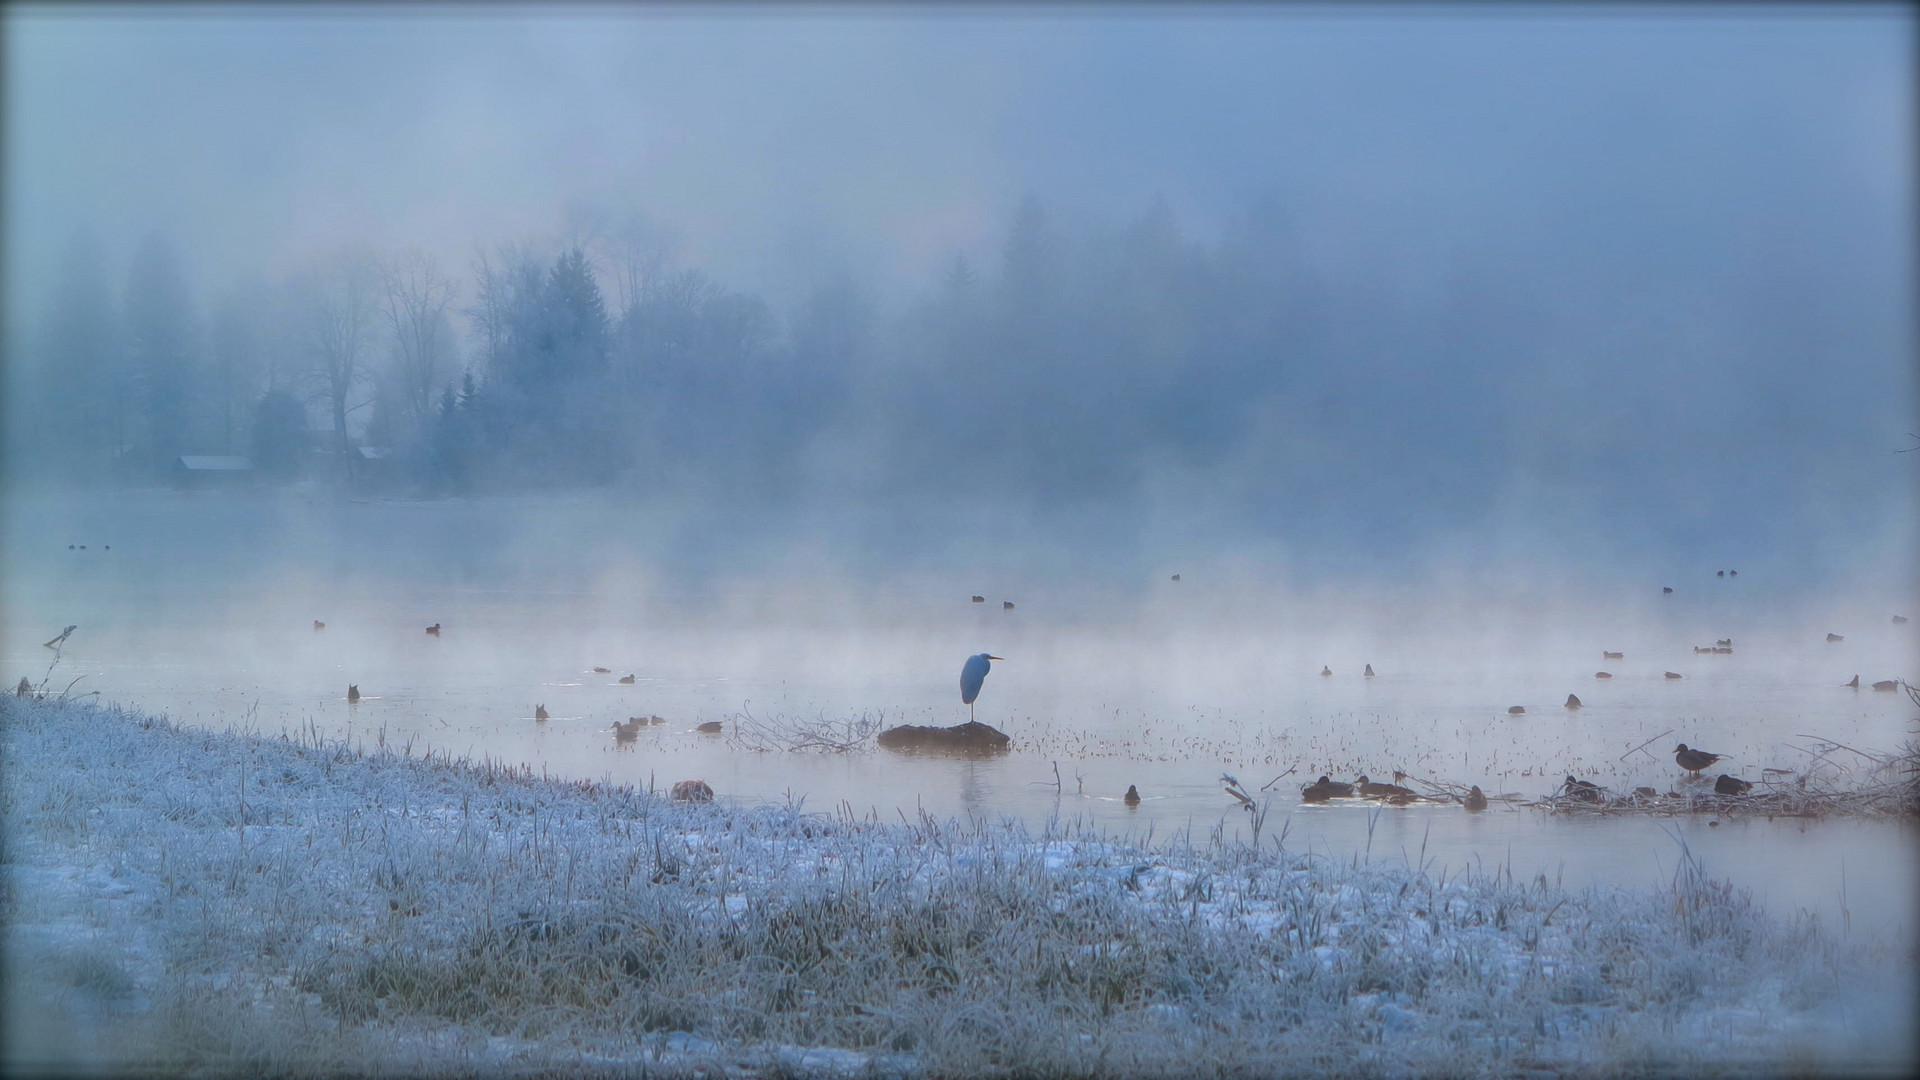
175 455 254 471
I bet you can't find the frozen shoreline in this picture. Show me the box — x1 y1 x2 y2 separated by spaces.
3 696 1913 1077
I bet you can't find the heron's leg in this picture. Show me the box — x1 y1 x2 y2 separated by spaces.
969 702 975 724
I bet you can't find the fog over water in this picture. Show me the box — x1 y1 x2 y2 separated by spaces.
3 6 1917 944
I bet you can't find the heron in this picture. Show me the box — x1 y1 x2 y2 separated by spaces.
961 653 1004 722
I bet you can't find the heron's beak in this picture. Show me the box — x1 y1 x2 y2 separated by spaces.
988 655 1005 661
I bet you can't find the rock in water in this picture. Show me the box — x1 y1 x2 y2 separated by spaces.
876 721 1011 751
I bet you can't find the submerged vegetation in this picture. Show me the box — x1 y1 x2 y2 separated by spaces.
4 695 1911 1077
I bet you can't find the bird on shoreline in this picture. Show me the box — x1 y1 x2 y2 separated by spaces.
1714 774 1753 795
696 721 723 733
1674 743 1723 776
1464 786 1489 812
1562 776 1604 803
347 685 360 704
534 704 548 721
961 653 1004 723
1124 784 1142 806
1357 775 1414 798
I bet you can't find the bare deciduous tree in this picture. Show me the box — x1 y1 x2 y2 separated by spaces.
380 249 458 422
299 249 378 479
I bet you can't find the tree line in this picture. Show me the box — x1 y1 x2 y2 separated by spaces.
12 195 1401 512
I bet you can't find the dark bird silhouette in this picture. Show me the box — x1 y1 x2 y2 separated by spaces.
971 595 985 603
1364 664 1375 677
425 623 441 636
534 704 548 721
1894 615 1910 624
1563 775 1604 803
1003 601 1015 610
1507 705 1526 715
1357 775 1414 798
593 666 611 674
696 721 723 733
1565 694 1582 709
1663 586 1674 594
961 653 1004 722
1634 786 1660 799
1872 680 1900 691
313 620 326 632
347 685 360 704
1714 774 1752 795
1844 675 1859 688
1729 570 1738 577
649 714 667 725
1595 671 1613 679
613 718 642 742
619 674 636 684
1665 671 1683 679
16 677 34 698
1674 743 1724 776
1603 651 1623 660
1320 666 1333 677
1717 570 1725 578
1170 574 1180 582
1302 775 1355 801
1716 639 1732 647
1124 784 1142 806
1464 786 1488 812
1827 633 1844 643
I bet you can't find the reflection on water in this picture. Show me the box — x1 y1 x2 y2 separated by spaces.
6 491 1917 941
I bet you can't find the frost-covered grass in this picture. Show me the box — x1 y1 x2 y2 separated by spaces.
3 696 1913 1078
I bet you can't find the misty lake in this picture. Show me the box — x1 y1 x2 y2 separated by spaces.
7 489 1916 942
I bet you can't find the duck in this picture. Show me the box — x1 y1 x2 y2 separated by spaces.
612 718 642 742
1603 651 1623 660
619 674 636 684
347 684 360 704
1827 633 1845 643
1713 647 1732 654
1895 615 1910 625
1663 586 1674 594
696 721 723 733
1171 574 1181 582
1664 671 1683 680
1003 601 1015 610
1595 671 1613 679
971 595 985 603
670 779 714 803
1844 675 1859 688
1729 570 1738 577
1507 705 1526 715
1716 638 1732 647
593 666 611 674
1124 784 1142 806
1463 785 1488 812
1565 694 1582 709
1674 743 1723 776
1717 570 1725 578
649 714 667 725
1364 664 1376 677
1320 666 1333 677
534 704 549 721
1357 775 1414 798
1562 775 1604 803
1301 775 1354 801
1872 679 1900 691
425 623 441 636
1633 786 1660 799
1714 774 1753 796
313 620 326 632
